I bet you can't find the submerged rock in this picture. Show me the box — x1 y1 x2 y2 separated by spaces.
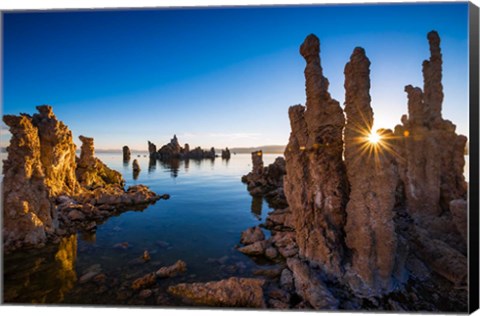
167 277 266 308
155 260 187 278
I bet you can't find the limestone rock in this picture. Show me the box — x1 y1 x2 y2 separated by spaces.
240 226 265 245
221 147 231 159
156 260 187 278
449 199 467 243
148 141 157 158
76 135 124 189
31 105 80 197
2 114 53 250
167 277 266 308
287 257 339 309
284 34 348 278
343 47 400 296
122 146 131 161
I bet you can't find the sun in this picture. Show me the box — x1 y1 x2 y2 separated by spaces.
367 131 382 144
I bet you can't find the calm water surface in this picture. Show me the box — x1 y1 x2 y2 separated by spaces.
3 153 281 305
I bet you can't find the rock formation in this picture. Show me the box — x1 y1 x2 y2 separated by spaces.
122 146 131 161
283 34 348 278
168 277 266 308
343 47 401 296
392 30 468 286
148 141 157 158
2 106 166 253
148 136 216 161
238 31 468 311
221 147 231 159
2 114 54 249
76 135 124 189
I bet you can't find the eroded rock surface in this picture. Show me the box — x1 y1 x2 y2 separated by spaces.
167 277 266 308
122 146 131 161
2 106 165 252
343 47 400 296
284 34 348 278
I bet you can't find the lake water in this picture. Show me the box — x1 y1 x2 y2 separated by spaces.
3 153 281 305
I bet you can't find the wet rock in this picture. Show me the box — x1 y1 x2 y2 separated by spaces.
252 266 283 278
269 299 290 309
155 260 187 278
143 250 151 262
238 240 267 256
284 34 348 278
167 277 266 308
131 273 157 291
287 257 339 310
79 270 101 284
343 47 400 296
240 226 265 245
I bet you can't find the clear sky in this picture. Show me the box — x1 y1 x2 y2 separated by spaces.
1 2 469 150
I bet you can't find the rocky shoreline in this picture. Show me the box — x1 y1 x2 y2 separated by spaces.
2 106 169 253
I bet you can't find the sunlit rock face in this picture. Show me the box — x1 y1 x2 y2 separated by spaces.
76 135 125 189
31 105 81 197
2 114 53 250
284 34 348 278
393 31 467 285
343 47 400 296
3 106 161 253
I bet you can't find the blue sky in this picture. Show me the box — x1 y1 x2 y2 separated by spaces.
1 3 469 150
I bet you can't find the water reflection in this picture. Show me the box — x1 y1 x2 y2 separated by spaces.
250 195 263 220
148 158 157 173
160 159 180 178
184 159 190 172
3 235 78 303
133 169 140 180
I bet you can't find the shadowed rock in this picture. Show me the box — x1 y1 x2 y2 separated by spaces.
221 147 231 159
343 47 400 296
122 146 131 161
284 34 348 278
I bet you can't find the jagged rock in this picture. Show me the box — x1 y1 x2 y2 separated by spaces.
122 146 131 161
242 154 287 208
156 260 187 278
343 47 400 296
265 246 278 260
449 199 467 242
240 226 265 245
264 208 295 231
76 136 124 189
280 268 294 291
157 135 182 159
221 147 231 159
283 34 348 278
287 257 339 309
167 277 266 308
2 114 53 250
131 273 157 291
2 106 165 252
31 105 81 197
148 141 157 158
238 240 267 256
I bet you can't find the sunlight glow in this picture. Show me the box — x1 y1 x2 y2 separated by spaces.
367 132 382 144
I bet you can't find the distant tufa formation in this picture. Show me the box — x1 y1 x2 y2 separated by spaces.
147 135 225 161
239 31 468 310
2 106 167 253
